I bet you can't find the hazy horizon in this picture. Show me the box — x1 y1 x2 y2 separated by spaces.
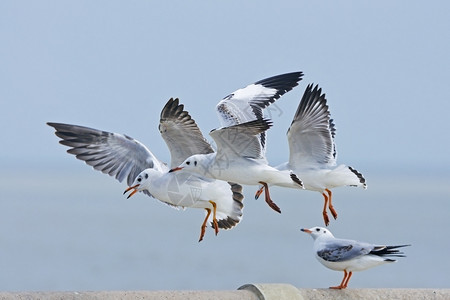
1 0 449 291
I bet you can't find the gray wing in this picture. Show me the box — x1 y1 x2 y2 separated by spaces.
209 118 272 160
159 98 214 168
47 122 168 188
216 72 303 151
287 84 337 169
317 238 375 262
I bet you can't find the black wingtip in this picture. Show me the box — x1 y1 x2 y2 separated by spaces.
348 166 366 187
160 97 184 120
229 118 273 132
46 122 63 129
289 83 330 135
297 83 327 115
254 118 273 131
290 173 304 189
371 244 411 258
253 72 304 104
254 71 304 89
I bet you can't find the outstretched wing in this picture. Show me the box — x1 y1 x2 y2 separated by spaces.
210 118 272 160
287 84 336 169
47 122 168 189
216 72 303 151
159 98 214 168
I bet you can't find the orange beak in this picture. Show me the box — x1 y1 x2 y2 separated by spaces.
123 184 140 199
301 228 312 233
169 167 183 173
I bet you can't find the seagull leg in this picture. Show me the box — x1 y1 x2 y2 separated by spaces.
322 192 330 226
209 200 219 236
343 271 353 288
254 185 264 200
199 208 212 242
259 181 281 213
330 270 349 289
326 189 338 220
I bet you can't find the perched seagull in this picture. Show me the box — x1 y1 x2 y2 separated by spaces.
169 72 305 213
256 84 367 225
47 98 244 242
301 226 410 289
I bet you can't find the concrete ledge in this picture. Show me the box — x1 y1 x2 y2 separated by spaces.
0 290 257 300
239 284 450 299
0 284 449 300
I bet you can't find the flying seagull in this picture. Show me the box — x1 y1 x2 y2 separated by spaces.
256 84 366 225
48 98 244 242
170 72 305 213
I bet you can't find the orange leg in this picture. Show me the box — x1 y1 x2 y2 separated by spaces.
259 181 281 213
330 270 350 289
326 188 338 220
199 208 212 242
322 192 330 226
209 200 219 236
254 185 264 200
343 271 353 288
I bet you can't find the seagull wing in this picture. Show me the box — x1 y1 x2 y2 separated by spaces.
287 84 337 169
159 98 214 168
209 118 272 161
47 122 168 189
317 238 374 262
216 72 303 151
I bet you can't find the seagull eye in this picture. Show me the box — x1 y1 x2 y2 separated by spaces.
137 178 142 182
186 161 190 165
316 228 320 232
145 174 148 179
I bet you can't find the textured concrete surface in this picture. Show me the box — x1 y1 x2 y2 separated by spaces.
0 290 257 300
239 284 450 300
295 288 450 300
0 285 449 300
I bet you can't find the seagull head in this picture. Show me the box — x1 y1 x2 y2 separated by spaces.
123 169 154 199
169 154 204 173
301 226 335 240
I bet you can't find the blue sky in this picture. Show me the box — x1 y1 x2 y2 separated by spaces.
1 1 450 291
1 1 449 175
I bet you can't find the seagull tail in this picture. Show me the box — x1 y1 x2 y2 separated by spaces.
328 165 367 189
210 182 244 230
370 244 411 260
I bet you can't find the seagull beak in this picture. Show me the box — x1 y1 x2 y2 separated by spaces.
123 184 140 199
301 228 312 234
169 167 183 173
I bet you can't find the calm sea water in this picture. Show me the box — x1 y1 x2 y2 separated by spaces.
0 167 449 291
